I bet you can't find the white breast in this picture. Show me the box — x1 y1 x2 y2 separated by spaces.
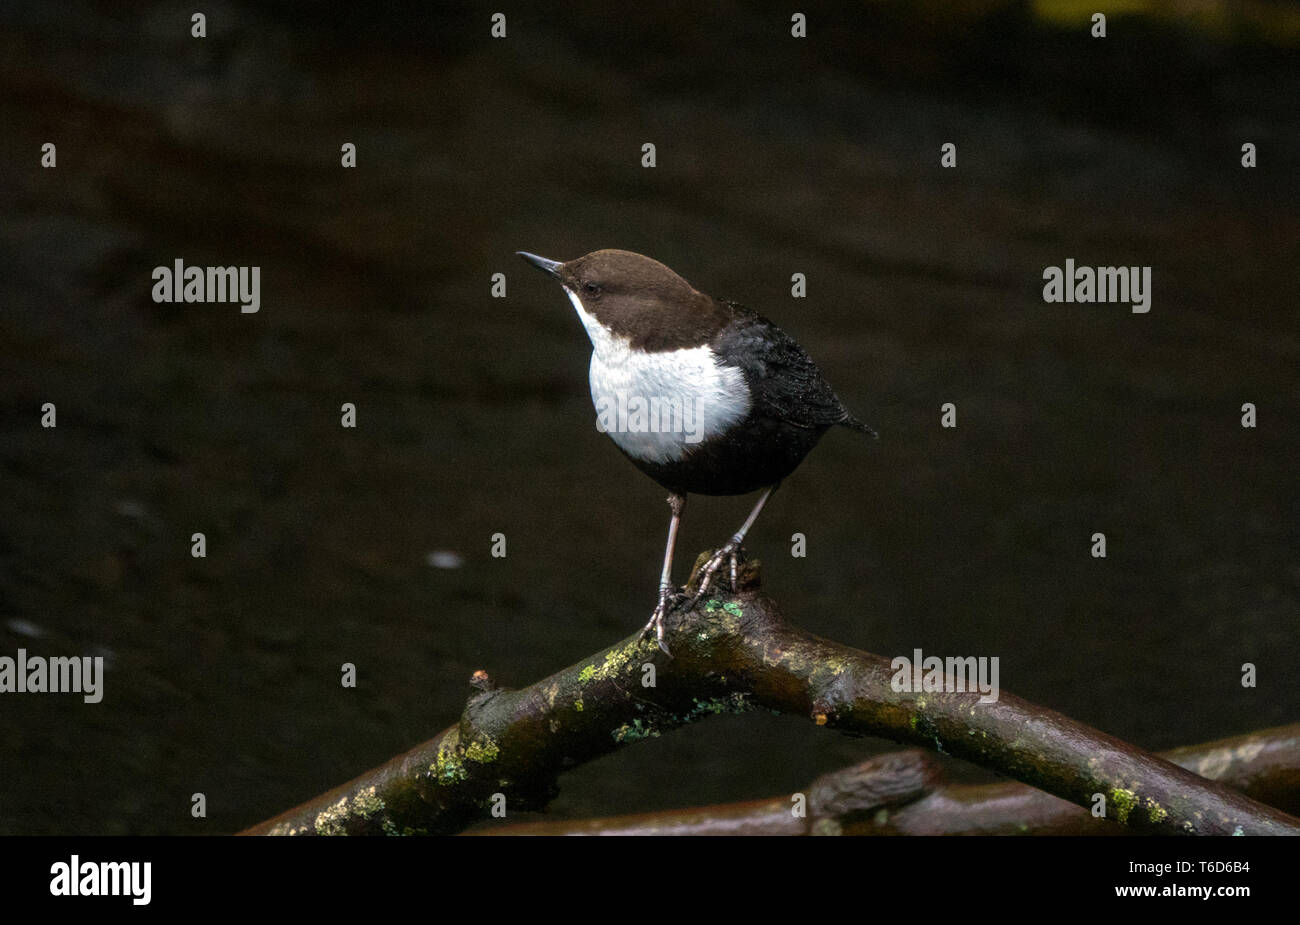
566 289 751 464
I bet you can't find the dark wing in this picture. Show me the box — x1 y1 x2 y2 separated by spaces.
712 302 870 433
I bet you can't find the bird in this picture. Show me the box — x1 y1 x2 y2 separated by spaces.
517 248 875 653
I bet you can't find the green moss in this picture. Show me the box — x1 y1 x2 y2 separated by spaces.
313 795 351 836
574 699 584 712
612 718 660 743
810 818 842 836
464 737 500 764
820 655 851 677
430 741 469 785
683 692 751 721
351 786 385 820
580 639 652 687
313 787 389 834
1110 787 1138 824
1144 798 1167 824
703 599 744 618
428 731 497 788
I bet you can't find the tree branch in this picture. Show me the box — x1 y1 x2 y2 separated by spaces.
240 554 1300 835
470 724 1300 835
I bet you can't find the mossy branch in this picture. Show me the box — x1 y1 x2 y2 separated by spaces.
239 553 1300 836
472 724 1300 835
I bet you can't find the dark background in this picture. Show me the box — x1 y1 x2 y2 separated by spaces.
1 1 1297 834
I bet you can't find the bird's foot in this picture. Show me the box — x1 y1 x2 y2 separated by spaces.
690 541 745 606
641 585 687 657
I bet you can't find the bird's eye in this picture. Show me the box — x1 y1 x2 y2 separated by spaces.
581 281 599 293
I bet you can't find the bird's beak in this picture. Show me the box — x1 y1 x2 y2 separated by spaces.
516 251 563 279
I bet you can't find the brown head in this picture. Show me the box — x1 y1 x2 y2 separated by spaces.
517 249 731 351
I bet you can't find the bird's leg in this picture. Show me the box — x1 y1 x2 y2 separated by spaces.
642 492 686 655
691 484 778 604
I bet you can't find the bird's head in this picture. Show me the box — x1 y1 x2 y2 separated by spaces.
517 249 728 352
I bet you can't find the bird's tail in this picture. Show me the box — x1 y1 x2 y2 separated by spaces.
839 411 879 439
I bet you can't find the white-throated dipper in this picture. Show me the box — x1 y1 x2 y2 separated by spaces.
518 249 875 653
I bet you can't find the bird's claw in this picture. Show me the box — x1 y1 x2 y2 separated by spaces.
690 542 744 607
642 585 685 657
642 543 744 654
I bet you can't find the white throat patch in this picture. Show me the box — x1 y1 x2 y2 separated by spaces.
564 288 751 464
